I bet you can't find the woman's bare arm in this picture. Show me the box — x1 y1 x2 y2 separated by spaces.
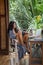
18 30 25 46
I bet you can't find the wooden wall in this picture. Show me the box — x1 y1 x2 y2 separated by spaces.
0 0 9 54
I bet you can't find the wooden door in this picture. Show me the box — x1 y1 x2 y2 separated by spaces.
0 0 9 54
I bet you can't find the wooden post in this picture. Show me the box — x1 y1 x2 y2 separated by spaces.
0 0 9 54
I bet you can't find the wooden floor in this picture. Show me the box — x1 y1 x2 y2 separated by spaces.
0 55 10 65
0 54 29 65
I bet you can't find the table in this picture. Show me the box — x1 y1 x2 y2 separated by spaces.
29 38 43 65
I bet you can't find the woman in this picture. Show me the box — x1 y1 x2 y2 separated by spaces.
8 21 27 59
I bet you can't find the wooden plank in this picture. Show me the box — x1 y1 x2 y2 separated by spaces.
0 16 1 49
30 58 42 60
30 64 41 65
0 0 5 15
4 0 9 52
0 55 10 65
1 17 6 49
0 0 9 54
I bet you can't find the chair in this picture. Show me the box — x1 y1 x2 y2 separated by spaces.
9 38 19 65
9 38 15 52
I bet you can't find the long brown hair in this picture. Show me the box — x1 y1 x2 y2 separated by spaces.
8 21 18 33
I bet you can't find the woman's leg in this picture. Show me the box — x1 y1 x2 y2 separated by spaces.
17 44 24 59
17 44 27 60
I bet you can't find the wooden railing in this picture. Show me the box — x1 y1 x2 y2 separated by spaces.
29 39 43 65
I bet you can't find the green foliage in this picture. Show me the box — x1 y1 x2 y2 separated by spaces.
29 0 43 16
9 0 43 30
30 15 43 29
9 0 32 30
